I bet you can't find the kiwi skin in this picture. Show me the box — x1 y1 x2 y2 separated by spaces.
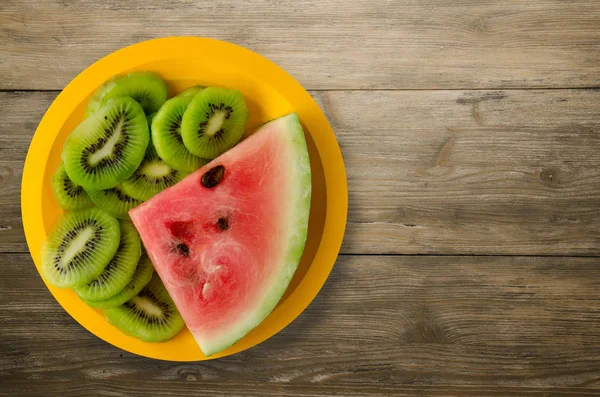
52 162 94 210
63 97 149 191
104 273 185 342
180 87 249 159
74 220 142 301
84 255 154 309
41 207 121 288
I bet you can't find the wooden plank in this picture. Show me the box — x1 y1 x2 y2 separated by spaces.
2 89 599 255
316 88 600 255
1 0 599 90
1 382 599 397
2 254 600 395
0 90 51 252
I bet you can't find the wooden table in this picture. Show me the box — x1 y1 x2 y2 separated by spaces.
1 1 600 396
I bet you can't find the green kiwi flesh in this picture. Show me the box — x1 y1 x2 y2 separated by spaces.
87 184 143 219
63 97 149 191
120 143 189 201
85 255 154 309
74 220 141 301
180 87 249 159
52 162 94 210
146 112 156 129
177 85 205 98
41 208 120 288
85 71 168 117
152 95 208 172
104 273 185 342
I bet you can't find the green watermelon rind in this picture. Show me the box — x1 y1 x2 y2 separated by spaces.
199 112 312 356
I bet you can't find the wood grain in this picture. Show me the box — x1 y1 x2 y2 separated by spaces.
1 0 599 90
3 1 600 395
3 89 599 255
2 253 600 396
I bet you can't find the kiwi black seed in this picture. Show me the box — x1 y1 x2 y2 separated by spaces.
104 273 185 342
87 184 143 219
152 95 208 173
84 255 154 309
63 97 149 191
41 208 120 288
85 71 168 117
120 143 189 201
52 162 94 210
180 87 249 159
74 220 141 301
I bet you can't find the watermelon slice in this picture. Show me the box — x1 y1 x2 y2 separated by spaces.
129 113 311 356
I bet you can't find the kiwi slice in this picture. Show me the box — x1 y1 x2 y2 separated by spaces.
104 273 185 342
87 184 143 219
152 95 208 172
180 87 249 159
177 85 205 98
85 71 168 117
63 97 149 191
52 162 94 210
146 112 156 129
120 143 189 201
41 208 120 288
74 220 141 301
85 255 154 309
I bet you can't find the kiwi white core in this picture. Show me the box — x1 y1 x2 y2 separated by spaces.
62 227 94 264
132 296 163 317
205 112 226 137
141 161 171 178
90 118 124 165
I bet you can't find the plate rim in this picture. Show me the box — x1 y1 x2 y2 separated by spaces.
21 36 348 361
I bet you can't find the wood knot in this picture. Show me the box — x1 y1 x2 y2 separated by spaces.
177 367 202 381
473 17 488 32
404 305 448 344
540 168 560 186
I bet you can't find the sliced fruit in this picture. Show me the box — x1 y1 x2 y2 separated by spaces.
52 162 94 210
180 87 249 159
87 184 143 219
85 71 168 117
129 113 311 356
63 97 149 191
104 272 185 342
146 112 156 129
120 143 188 201
41 208 120 288
74 220 141 301
152 95 208 173
84 255 154 309
177 85 205 98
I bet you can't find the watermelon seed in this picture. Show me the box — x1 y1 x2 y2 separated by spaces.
176 243 190 256
201 165 225 188
216 217 229 231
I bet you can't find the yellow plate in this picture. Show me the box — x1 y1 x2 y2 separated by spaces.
21 37 347 361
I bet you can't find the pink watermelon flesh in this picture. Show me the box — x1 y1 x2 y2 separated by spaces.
129 113 311 356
